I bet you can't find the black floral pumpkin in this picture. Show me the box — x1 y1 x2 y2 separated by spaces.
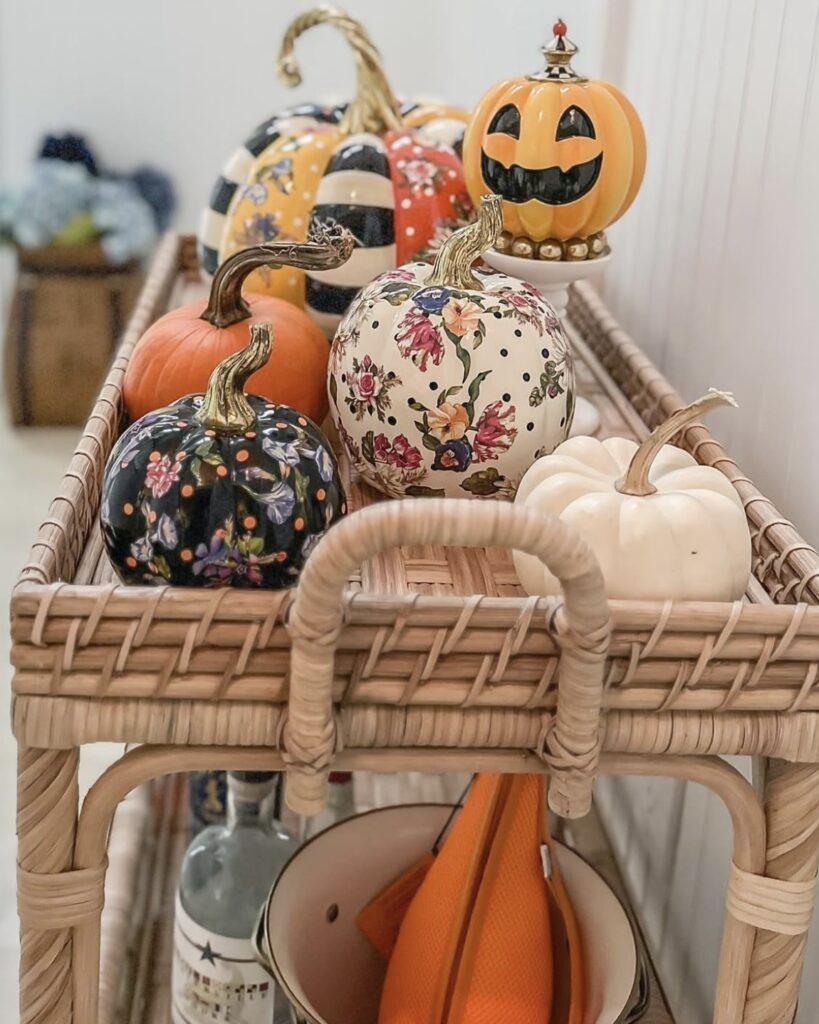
101 321 345 587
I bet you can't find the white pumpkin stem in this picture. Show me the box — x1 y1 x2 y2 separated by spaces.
426 194 503 291
277 6 403 135
196 323 273 434
616 389 738 497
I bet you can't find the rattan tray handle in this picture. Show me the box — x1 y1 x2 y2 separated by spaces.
284 499 610 819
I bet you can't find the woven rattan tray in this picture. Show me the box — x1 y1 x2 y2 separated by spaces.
11 233 819 1024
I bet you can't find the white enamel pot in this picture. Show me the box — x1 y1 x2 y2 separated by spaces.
255 803 645 1024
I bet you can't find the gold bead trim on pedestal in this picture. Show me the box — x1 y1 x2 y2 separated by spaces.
495 230 609 262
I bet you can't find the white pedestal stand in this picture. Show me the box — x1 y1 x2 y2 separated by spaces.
482 249 612 437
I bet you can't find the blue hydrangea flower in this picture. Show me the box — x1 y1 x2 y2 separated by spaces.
91 179 157 264
11 159 93 248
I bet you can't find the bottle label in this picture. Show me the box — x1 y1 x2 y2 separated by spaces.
172 895 279 1024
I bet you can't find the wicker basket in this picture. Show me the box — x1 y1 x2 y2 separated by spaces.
3 243 143 426
11 233 819 1024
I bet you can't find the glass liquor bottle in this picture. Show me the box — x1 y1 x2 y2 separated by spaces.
172 771 297 1024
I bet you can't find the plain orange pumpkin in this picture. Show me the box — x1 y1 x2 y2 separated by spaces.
123 233 353 423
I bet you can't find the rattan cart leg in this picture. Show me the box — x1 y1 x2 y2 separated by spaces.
740 761 819 1024
17 747 80 1024
72 744 287 1024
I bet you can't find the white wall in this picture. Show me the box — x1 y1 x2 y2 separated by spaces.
597 2 819 1021
0 0 609 231
2 2 819 1022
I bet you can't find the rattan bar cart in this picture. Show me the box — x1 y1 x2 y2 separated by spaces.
11 232 819 1024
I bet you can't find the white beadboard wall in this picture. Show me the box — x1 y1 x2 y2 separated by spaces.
594 2 819 1021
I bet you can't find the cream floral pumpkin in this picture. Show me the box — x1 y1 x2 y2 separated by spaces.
514 391 752 600
328 195 575 499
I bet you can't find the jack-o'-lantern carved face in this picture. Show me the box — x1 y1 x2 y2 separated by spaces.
463 21 646 245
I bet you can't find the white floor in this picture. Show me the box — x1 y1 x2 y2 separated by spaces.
0 415 124 1019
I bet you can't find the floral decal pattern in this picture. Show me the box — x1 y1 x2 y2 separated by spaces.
100 396 344 588
341 354 401 422
358 431 426 497
329 262 574 500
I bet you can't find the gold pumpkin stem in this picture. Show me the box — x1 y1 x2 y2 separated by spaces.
196 322 273 434
200 226 354 328
616 389 738 497
426 194 504 292
277 6 403 135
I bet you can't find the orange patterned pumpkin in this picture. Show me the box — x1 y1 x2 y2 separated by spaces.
463 20 645 249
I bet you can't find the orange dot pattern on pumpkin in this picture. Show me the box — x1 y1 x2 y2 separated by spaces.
100 380 345 588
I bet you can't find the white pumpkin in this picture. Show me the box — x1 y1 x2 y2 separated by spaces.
328 194 574 500
514 391 752 601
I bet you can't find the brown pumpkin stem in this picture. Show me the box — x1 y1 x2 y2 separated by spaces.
616 389 738 497
426 195 503 291
277 6 403 135
196 322 273 434
200 226 355 328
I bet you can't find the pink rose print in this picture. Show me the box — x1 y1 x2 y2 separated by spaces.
472 401 518 462
145 454 182 498
395 307 445 371
344 355 399 421
351 358 382 403
493 284 559 335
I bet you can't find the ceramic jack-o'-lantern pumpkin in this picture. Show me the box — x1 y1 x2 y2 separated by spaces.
102 322 344 588
329 194 575 500
463 20 646 261
200 6 473 334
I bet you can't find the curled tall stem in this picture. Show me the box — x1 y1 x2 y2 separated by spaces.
200 225 354 329
277 6 403 135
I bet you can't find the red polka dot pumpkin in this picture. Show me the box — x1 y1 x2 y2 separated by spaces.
329 195 575 499
101 322 344 587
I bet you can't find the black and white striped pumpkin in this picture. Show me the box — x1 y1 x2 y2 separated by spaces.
197 8 472 335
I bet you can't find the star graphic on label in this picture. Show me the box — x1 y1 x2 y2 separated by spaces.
199 941 218 964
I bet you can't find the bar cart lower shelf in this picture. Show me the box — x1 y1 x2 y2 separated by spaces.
12 234 819 1024
101 773 674 1024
